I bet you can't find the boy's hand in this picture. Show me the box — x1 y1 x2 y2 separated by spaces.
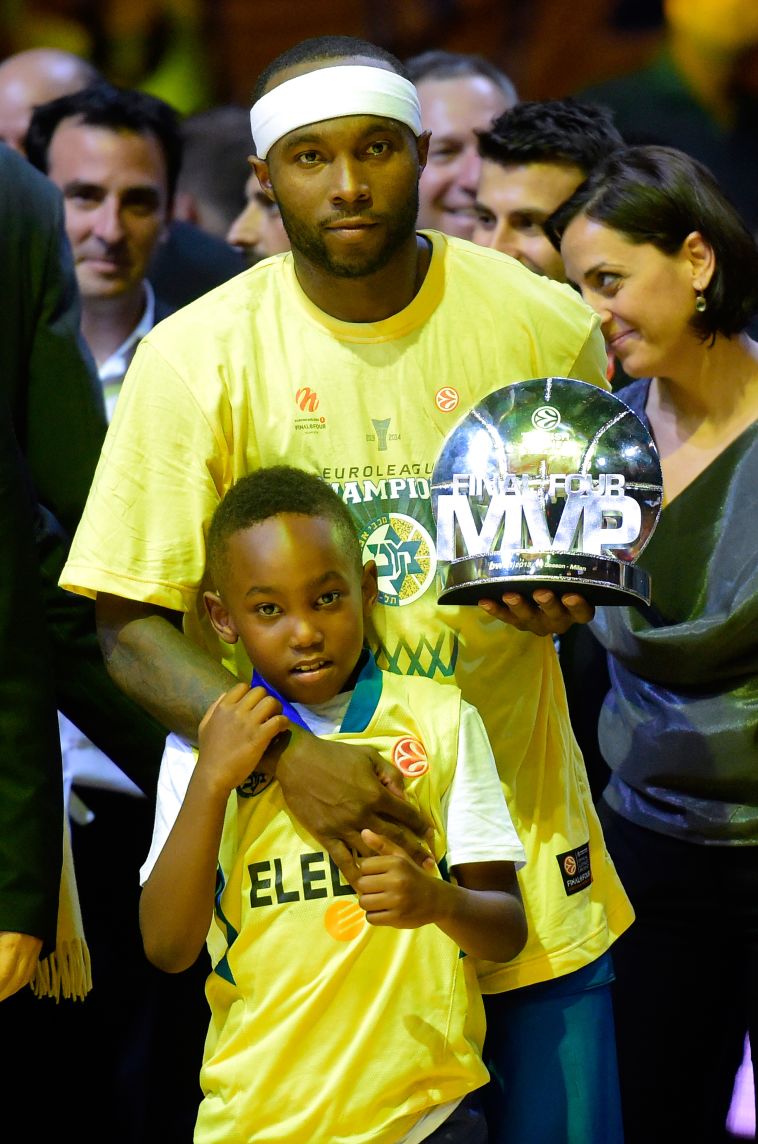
355 829 443 930
197 683 289 795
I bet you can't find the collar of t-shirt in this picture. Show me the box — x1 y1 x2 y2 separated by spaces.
250 648 382 737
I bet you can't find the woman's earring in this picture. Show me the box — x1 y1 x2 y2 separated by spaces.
695 290 707 313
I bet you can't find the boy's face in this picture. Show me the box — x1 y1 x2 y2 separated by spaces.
206 513 377 705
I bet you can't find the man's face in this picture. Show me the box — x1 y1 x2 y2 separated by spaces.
416 75 510 239
47 118 170 301
226 170 290 265
252 58 427 281
472 159 585 281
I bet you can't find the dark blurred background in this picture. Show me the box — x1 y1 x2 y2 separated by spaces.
0 0 699 113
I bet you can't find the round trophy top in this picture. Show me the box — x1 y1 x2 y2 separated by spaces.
431 377 664 606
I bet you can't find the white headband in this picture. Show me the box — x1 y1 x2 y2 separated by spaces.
250 65 422 159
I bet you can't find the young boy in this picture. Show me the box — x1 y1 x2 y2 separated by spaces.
140 465 527 1144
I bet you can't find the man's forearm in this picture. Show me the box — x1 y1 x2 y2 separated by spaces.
96 593 236 741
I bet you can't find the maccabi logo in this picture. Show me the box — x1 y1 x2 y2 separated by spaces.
359 513 436 606
296 387 319 413
392 736 429 777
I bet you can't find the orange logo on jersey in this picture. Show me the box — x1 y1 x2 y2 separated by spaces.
563 855 577 876
324 900 366 942
435 387 459 412
296 387 319 412
392 736 429 777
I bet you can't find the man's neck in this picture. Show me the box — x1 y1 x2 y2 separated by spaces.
81 283 148 367
292 234 432 323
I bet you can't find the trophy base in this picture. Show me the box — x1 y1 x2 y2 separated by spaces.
438 550 651 607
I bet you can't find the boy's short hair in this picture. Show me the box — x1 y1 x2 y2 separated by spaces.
207 466 363 587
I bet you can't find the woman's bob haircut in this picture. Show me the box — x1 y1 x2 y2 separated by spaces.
547 145 758 341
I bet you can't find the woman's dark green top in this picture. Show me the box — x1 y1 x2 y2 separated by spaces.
593 378 758 844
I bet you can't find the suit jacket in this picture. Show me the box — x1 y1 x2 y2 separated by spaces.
0 147 166 945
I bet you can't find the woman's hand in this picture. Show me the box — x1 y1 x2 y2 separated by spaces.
478 589 594 636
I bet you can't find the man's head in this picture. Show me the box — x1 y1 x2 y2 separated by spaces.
25 82 181 305
205 466 377 705
226 170 290 265
472 99 623 280
0 48 99 154
406 50 516 240
173 105 252 240
247 36 428 282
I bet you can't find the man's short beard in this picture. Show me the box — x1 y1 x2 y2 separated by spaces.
279 187 419 279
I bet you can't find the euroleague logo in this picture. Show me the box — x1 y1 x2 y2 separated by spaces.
435 386 460 413
392 736 429 777
563 855 577 877
531 404 561 431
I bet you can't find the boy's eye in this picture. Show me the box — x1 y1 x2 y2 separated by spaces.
317 590 342 607
255 602 282 617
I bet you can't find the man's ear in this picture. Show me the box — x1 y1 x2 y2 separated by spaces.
203 590 239 644
249 155 276 202
416 130 431 174
361 560 378 617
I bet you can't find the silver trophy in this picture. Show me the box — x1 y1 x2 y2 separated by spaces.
431 377 663 606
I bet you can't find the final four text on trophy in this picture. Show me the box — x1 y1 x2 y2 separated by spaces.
431 378 664 607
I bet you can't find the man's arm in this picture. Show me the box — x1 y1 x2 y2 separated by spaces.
96 593 234 742
97 594 429 876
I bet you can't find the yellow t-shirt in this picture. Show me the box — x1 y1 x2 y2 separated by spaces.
63 231 633 991
200 668 488 1144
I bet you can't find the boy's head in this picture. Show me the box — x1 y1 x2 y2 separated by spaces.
205 467 377 704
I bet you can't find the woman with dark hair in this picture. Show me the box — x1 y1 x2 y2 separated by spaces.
548 145 758 1143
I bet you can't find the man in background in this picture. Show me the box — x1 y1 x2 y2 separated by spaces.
173 104 251 240
26 82 180 415
472 98 623 282
0 46 243 309
406 49 516 240
226 165 290 264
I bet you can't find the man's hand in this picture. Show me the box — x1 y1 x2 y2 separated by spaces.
478 589 594 636
355 830 441 929
0 932 43 1002
197 684 289 795
275 732 432 886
